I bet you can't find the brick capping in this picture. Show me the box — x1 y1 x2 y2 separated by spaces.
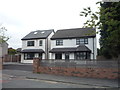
33 58 120 79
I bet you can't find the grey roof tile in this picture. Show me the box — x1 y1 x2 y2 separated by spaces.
21 49 44 53
49 48 76 53
49 45 91 53
76 44 91 52
22 29 54 40
51 28 96 40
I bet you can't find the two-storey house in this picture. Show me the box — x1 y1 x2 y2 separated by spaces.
21 29 54 63
49 28 97 60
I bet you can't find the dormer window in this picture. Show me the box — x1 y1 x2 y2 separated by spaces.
76 38 88 45
27 41 34 46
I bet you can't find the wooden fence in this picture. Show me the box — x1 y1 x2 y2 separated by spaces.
3 55 21 62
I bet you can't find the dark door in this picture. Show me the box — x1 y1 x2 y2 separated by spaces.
65 53 69 60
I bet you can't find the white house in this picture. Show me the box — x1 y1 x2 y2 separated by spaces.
49 28 97 60
21 29 54 63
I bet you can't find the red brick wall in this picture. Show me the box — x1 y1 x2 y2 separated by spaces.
37 67 119 79
33 58 119 79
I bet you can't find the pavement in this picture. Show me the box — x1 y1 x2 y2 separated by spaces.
2 62 119 88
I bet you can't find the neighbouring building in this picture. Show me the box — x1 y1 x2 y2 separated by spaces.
49 28 97 60
21 29 54 63
16 48 21 53
0 42 8 58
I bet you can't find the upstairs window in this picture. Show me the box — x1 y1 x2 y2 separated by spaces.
84 38 88 44
27 41 34 46
56 40 63 46
39 40 43 46
76 38 88 45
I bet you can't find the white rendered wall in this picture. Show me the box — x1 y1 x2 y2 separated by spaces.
22 39 46 51
21 39 46 63
50 37 97 60
21 32 54 63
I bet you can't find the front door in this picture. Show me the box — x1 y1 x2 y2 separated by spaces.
65 53 69 60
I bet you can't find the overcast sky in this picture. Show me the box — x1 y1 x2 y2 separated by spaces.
0 0 100 49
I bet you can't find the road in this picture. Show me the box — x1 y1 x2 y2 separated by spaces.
2 63 119 89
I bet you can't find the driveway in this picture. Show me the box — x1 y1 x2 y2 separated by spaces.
3 62 33 71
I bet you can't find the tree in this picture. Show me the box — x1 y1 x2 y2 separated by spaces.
80 2 120 59
0 26 9 44
8 48 17 55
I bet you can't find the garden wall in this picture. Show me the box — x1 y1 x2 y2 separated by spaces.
33 58 119 79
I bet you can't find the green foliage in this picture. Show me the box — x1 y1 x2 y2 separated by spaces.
80 2 120 59
8 48 17 55
0 26 9 44
99 2 120 58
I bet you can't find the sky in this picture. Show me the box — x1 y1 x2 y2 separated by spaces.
0 0 101 49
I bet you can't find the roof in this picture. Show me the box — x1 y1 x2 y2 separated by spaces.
49 45 91 53
21 29 54 40
16 48 22 52
76 45 91 52
21 49 44 53
49 48 76 53
51 28 96 40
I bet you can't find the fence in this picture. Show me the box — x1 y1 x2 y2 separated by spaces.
33 58 119 79
3 55 21 62
40 59 119 68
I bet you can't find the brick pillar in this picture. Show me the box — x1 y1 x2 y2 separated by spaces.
33 58 40 73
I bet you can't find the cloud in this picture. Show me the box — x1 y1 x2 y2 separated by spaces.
0 0 100 48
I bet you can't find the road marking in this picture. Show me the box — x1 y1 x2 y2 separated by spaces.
25 78 58 84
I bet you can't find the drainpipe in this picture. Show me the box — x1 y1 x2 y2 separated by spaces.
45 38 48 59
47 38 48 59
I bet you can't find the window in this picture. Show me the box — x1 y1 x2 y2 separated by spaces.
56 40 63 46
84 38 88 44
75 52 90 60
39 40 42 46
27 41 34 46
24 53 35 60
55 53 62 59
76 38 88 45
80 38 84 44
24 53 43 60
